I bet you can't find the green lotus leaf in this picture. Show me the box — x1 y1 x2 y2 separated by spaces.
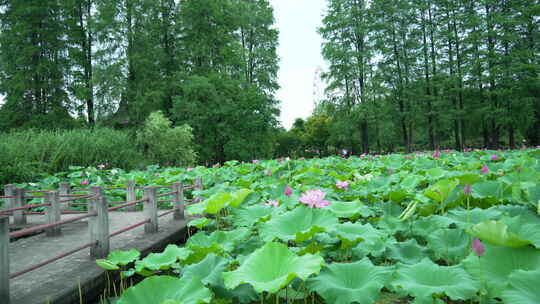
205 192 233 214
469 220 531 248
400 174 424 190
424 179 459 204
185 229 249 263
446 208 502 229
107 249 141 266
327 200 372 218
526 185 540 207
352 236 388 259
375 216 408 234
501 268 540 304
162 244 192 261
472 181 503 200
232 205 273 227
386 239 427 265
462 243 540 298
137 253 177 271
223 242 324 293
333 222 382 249
306 258 393 304
454 173 481 185
186 201 207 216
503 215 540 248
96 259 120 271
116 276 212 304
426 168 446 180
229 189 253 207
388 189 409 203
121 268 136 279
427 228 469 264
412 215 453 236
188 217 212 229
392 258 479 303
260 207 338 242
183 254 229 286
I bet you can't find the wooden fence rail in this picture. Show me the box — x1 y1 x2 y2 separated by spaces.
0 177 203 304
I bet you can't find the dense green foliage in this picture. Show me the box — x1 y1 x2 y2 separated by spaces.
137 111 197 167
78 148 539 303
0 120 197 186
316 0 540 154
0 0 280 164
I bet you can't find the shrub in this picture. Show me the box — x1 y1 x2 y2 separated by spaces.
137 111 197 167
0 128 146 185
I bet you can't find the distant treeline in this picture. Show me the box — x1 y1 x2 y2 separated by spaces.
0 0 279 164
287 0 540 155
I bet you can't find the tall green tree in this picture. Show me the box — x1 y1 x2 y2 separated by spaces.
0 0 74 129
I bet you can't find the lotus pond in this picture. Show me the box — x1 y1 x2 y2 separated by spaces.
30 149 540 303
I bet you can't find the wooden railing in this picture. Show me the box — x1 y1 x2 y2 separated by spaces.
0 178 203 304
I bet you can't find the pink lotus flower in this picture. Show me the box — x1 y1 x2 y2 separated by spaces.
472 238 485 256
187 168 194 172
481 164 489 174
213 163 220 168
265 200 279 207
97 164 106 170
490 154 498 161
432 150 441 158
336 181 349 190
464 184 472 196
252 160 259 164
284 186 293 197
299 189 331 208
81 180 89 185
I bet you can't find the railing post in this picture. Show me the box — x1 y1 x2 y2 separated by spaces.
0 216 9 304
143 187 158 233
126 181 136 211
172 182 184 220
2 185 14 211
13 188 26 225
45 191 61 237
89 186 110 258
194 178 203 203
59 182 70 211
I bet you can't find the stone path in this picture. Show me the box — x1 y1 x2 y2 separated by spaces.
7 211 187 304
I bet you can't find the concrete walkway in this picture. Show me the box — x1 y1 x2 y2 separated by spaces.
7 211 187 304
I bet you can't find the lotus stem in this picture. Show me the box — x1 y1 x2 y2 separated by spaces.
78 278 83 304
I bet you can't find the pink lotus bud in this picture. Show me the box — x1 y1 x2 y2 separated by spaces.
432 150 441 158
97 164 106 170
490 154 498 161
472 238 485 256
265 200 279 207
336 181 349 190
284 186 293 196
464 184 472 196
481 164 489 174
81 180 89 186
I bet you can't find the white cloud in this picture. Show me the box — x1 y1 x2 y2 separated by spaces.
270 0 327 129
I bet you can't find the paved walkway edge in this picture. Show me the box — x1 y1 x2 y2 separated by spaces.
13 220 188 304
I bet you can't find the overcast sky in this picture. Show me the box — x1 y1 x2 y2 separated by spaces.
270 0 327 130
